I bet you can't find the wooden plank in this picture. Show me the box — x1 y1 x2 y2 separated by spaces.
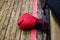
0 0 14 40
37 0 47 40
25 0 33 40
3 0 19 40
20 0 32 40
20 0 28 40
50 11 60 40
15 0 23 40
37 0 42 40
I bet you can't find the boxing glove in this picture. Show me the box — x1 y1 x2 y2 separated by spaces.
18 13 48 31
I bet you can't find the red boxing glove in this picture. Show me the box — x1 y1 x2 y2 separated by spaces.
18 13 48 31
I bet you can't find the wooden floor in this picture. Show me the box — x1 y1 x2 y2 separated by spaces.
0 0 60 40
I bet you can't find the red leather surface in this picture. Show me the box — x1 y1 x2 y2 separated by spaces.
18 13 38 29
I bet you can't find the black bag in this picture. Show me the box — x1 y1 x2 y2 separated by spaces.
42 0 60 20
47 0 60 20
